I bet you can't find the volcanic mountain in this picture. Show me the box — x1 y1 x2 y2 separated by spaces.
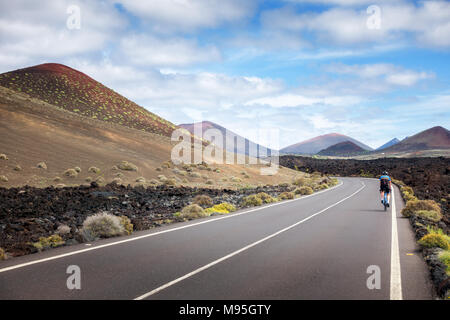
376 138 400 151
317 141 366 157
383 126 450 152
0 63 176 137
179 121 274 157
280 133 373 155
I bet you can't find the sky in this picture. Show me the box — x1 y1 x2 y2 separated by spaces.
0 0 449 149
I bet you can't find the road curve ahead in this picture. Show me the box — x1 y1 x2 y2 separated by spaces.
0 178 433 299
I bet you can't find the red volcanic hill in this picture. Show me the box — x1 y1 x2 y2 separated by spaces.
280 133 373 155
0 63 176 137
383 126 450 152
317 141 366 156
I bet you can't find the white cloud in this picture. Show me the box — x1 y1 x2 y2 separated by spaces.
119 35 221 67
115 0 255 32
325 63 434 87
245 93 362 107
0 0 126 71
262 1 450 48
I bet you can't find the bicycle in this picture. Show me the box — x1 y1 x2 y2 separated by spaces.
382 192 389 211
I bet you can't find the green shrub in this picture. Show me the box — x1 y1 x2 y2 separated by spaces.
278 182 290 187
120 216 133 235
293 177 307 186
64 168 78 178
136 177 146 183
256 192 275 203
164 178 177 186
0 248 6 260
85 177 92 182
205 202 237 215
74 167 82 173
279 192 295 200
295 186 314 195
95 176 105 184
205 179 214 185
318 184 329 190
0 175 8 182
418 233 449 250
0 154 8 160
33 235 65 251
439 250 450 276
118 161 138 171
230 176 242 183
14 165 22 171
37 162 47 169
81 212 125 241
112 177 122 184
415 210 442 222
242 194 263 207
88 166 100 174
188 172 201 178
193 195 213 207
401 199 441 217
179 204 208 219
149 179 159 185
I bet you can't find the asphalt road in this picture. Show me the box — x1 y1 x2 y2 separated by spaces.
0 177 433 299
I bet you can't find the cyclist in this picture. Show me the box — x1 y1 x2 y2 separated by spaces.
379 171 392 207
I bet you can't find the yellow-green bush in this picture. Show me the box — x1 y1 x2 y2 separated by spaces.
256 192 275 203
418 233 449 250
293 176 307 186
120 216 133 235
439 250 450 276
230 176 242 183
33 235 65 251
164 178 177 186
136 177 146 183
179 204 209 219
205 203 237 215
118 161 138 171
318 184 329 190
88 166 100 174
279 192 295 200
0 175 8 182
401 199 441 217
14 165 22 171
37 162 47 169
74 167 82 173
415 210 442 222
242 194 263 207
0 154 8 160
193 195 213 207
0 248 6 260
295 186 314 195
64 168 78 178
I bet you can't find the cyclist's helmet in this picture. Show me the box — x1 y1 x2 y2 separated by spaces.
382 171 388 175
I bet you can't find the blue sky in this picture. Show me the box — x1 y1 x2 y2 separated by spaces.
1 0 449 149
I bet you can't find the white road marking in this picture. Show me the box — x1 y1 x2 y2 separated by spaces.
134 182 366 300
0 181 344 274
390 187 403 300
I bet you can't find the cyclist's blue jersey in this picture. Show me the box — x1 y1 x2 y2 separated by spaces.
379 175 391 182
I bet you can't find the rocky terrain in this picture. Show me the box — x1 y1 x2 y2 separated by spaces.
280 156 450 230
0 182 297 258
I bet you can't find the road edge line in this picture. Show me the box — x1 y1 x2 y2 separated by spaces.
390 186 403 300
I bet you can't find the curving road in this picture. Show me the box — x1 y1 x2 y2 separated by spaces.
0 178 433 299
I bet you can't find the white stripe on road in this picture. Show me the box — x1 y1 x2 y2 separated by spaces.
0 181 343 274
134 182 366 300
390 187 403 300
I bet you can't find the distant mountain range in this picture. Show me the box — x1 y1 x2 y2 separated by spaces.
376 138 400 151
179 121 273 157
382 126 450 152
280 133 373 155
317 141 366 156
